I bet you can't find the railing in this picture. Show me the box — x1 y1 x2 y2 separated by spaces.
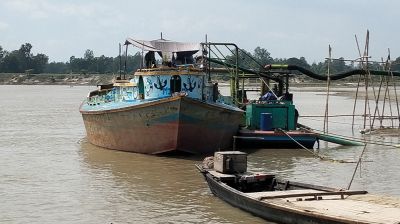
87 90 114 106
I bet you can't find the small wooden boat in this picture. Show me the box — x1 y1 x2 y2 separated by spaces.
197 151 400 224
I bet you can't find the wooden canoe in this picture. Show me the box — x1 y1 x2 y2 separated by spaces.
196 165 400 224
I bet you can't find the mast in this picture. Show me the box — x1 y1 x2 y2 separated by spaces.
119 43 122 79
124 44 128 80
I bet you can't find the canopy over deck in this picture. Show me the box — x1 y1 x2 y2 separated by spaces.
125 38 201 53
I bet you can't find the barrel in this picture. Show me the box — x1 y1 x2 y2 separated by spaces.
260 113 273 131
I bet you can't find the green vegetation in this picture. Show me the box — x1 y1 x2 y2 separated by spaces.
0 43 48 74
0 43 141 75
1 43 399 75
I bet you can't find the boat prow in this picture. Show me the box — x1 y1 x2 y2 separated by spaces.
81 94 243 154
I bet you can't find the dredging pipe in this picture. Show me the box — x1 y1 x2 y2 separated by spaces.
264 64 400 80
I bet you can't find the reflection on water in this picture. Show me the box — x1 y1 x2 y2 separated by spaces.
0 85 399 223
80 139 267 224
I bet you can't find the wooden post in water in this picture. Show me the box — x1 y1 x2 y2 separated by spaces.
363 31 374 131
352 35 363 133
323 45 332 134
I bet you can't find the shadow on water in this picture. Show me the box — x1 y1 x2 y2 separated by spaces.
78 138 271 223
76 129 400 223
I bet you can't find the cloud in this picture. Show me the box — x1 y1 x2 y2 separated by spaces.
1 0 399 62
0 21 9 30
3 0 49 19
2 0 119 21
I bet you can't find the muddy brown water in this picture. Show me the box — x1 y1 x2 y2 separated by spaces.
1 85 399 223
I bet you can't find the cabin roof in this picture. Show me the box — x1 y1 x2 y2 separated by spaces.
125 38 200 53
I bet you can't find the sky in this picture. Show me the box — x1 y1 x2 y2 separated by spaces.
0 0 399 64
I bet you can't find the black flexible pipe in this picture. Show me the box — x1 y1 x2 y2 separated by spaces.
207 58 400 82
265 64 400 81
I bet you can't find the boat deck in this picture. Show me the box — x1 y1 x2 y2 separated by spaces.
245 189 400 223
235 129 317 149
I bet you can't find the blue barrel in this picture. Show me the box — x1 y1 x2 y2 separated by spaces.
260 113 273 131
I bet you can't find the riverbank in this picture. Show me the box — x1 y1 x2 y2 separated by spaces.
0 73 116 85
0 73 359 87
1 73 398 99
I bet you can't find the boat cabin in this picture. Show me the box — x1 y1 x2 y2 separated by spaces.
86 38 224 106
245 80 298 131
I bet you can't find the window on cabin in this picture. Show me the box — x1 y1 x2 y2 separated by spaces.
138 76 145 99
170 75 181 94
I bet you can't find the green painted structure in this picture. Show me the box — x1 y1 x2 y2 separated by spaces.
246 101 296 131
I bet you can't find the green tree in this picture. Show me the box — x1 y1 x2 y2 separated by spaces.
0 45 5 72
391 57 400 71
224 47 275 72
2 52 20 72
84 49 94 60
31 53 49 73
0 43 49 73
310 62 325 74
45 62 69 73
0 45 4 60
286 57 311 69
253 47 273 66
18 43 33 71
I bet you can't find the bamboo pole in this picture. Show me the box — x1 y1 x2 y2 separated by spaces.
385 76 394 127
362 31 372 131
387 48 400 128
371 67 384 128
390 70 400 128
323 45 332 134
352 35 363 132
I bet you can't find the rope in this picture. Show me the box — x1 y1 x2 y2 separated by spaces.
301 117 364 126
347 144 368 190
278 128 315 154
300 114 370 118
277 128 359 163
259 77 279 99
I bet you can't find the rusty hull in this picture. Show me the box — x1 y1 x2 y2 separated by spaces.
80 96 243 154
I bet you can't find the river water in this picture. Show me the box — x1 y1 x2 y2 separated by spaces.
1 85 399 224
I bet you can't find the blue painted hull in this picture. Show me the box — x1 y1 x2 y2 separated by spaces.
236 129 317 149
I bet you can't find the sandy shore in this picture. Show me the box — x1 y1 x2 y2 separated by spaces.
1 73 399 100
0 73 115 86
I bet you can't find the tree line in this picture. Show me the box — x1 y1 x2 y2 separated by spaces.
1 43 400 75
0 43 49 74
225 46 400 75
0 43 142 74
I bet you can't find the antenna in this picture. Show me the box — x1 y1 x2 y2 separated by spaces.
124 44 128 80
119 43 122 79
141 43 144 69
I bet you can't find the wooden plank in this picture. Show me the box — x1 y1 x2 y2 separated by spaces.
274 196 400 223
246 189 322 199
208 170 236 181
257 190 368 200
276 179 343 192
233 136 265 140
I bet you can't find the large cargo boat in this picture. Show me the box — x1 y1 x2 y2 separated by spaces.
79 38 243 154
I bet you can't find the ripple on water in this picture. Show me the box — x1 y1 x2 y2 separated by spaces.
1 86 399 224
